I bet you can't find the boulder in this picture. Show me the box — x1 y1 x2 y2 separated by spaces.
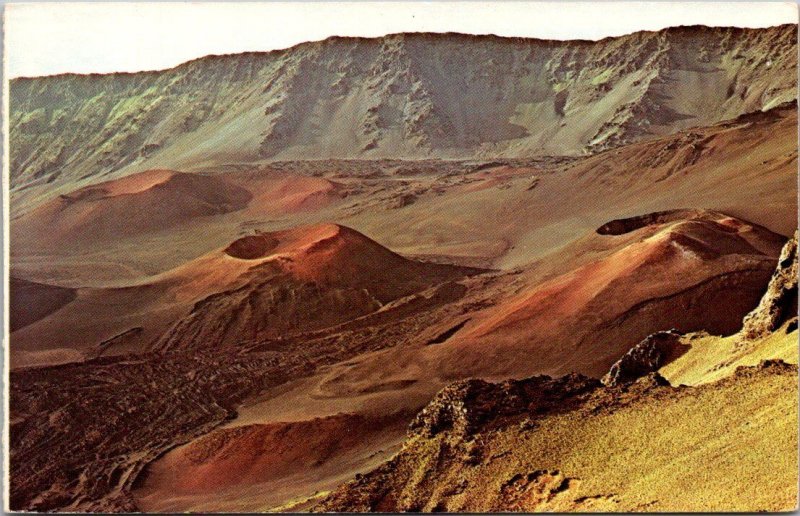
602 330 683 386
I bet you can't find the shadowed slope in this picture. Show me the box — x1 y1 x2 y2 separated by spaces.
9 277 77 332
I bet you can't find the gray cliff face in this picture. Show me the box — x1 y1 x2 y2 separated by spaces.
10 26 797 195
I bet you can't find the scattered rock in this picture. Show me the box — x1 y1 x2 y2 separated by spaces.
387 193 417 209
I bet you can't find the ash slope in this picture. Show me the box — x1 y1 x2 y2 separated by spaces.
129 210 788 513
12 169 252 248
10 25 796 194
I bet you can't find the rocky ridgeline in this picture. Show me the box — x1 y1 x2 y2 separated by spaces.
408 353 679 445
408 374 599 438
409 328 690 441
10 26 796 193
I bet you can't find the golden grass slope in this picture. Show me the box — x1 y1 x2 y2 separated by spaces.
316 361 798 512
661 322 798 386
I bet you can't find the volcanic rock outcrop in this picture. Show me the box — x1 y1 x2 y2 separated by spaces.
741 230 798 339
408 374 600 439
601 330 684 386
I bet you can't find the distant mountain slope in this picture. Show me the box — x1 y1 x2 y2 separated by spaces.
10 25 796 194
12 169 252 248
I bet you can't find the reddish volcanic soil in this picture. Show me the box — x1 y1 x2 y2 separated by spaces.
150 415 376 493
7 105 798 512
12 169 252 249
475 212 782 338
154 222 481 351
9 222 479 367
432 211 785 379
135 412 408 512
230 169 343 215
